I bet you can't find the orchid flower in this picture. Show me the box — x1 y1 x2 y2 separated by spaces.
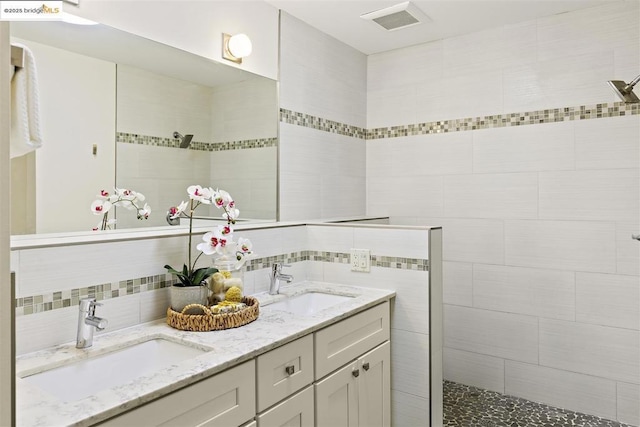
187 185 212 204
168 201 188 219
212 189 233 208
196 227 230 256
137 203 152 220
165 185 254 287
91 187 150 231
91 200 112 215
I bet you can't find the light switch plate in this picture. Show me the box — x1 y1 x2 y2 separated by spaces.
350 248 371 272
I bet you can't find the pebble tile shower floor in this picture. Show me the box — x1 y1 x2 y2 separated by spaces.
444 381 635 427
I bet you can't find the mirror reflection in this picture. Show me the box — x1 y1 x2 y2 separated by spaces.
10 20 278 235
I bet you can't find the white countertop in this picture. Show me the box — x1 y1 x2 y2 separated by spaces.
16 282 395 427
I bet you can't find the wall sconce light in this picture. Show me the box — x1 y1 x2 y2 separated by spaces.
222 33 252 64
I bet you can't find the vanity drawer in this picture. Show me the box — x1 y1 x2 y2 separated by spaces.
314 301 389 380
100 360 255 427
257 334 314 412
257 385 314 427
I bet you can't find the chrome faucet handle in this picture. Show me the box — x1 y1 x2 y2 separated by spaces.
79 298 102 314
272 262 290 272
86 316 108 330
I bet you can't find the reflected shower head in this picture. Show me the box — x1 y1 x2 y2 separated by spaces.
607 75 640 103
173 131 194 149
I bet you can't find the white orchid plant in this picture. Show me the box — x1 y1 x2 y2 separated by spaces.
91 188 151 231
164 185 253 287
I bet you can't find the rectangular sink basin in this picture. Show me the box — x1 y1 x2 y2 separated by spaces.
267 292 354 316
20 338 208 402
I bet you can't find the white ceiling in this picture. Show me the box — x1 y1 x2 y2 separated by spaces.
265 0 619 55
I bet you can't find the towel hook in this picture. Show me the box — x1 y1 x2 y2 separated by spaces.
10 45 24 68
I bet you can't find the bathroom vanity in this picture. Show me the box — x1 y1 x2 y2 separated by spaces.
16 282 395 427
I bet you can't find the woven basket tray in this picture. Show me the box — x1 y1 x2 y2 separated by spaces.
166 296 259 332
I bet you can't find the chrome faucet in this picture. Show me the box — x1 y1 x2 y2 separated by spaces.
270 263 293 295
76 298 108 349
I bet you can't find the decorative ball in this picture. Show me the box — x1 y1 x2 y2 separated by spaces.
225 286 243 302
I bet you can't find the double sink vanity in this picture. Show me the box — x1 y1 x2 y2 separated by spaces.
16 282 395 427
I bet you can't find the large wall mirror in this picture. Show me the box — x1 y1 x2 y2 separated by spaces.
10 20 278 235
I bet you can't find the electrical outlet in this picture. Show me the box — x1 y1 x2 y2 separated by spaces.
350 248 371 272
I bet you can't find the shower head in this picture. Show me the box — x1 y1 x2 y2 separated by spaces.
607 75 640 103
173 131 194 149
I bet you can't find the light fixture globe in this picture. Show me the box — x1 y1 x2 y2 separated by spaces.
222 33 252 64
229 34 252 58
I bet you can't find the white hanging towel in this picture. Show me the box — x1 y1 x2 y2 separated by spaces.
10 43 43 159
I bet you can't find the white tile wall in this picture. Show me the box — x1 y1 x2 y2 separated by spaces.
210 77 278 142
539 319 640 384
279 171 322 221
367 40 442 128
366 175 444 219
443 173 538 219
443 23 536 78
444 305 538 364
391 390 430 427
574 115 640 171
279 121 366 221
117 64 213 140
505 220 616 273
367 131 472 178
140 288 171 323
279 12 366 127
352 226 429 259
617 382 640 426
210 146 277 220
430 218 505 265
365 1 639 422
473 264 575 321
536 1 639 63
442 262 472 307
443 348 505 394
472 121 575 173
539 169 639 222
503 50 614 112
15 236 185 297
576 272 640 329
505 361 618 421
391 329 430 398
320 175 366 218
16 306 78 355
616 221 640 276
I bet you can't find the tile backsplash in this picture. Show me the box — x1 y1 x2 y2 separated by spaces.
15 250 428 318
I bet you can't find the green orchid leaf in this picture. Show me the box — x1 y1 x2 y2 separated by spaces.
192 267 218 286
165 264 193 287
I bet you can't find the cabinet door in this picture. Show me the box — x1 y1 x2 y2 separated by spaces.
257 385 314 427
99 360 255 427
315 361 359 427
358 342 390 427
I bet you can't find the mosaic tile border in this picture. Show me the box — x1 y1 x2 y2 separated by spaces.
15 274 177 317
443 380 634 427
280 108 366 138
116 132 277 152
15 251 426 317
282 101 639 140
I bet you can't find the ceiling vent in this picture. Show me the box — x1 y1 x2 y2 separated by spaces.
360 1 431 31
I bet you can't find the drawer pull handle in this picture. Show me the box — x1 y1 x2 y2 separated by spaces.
285 365 295 375
352 368 360 378
362 362 370 371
